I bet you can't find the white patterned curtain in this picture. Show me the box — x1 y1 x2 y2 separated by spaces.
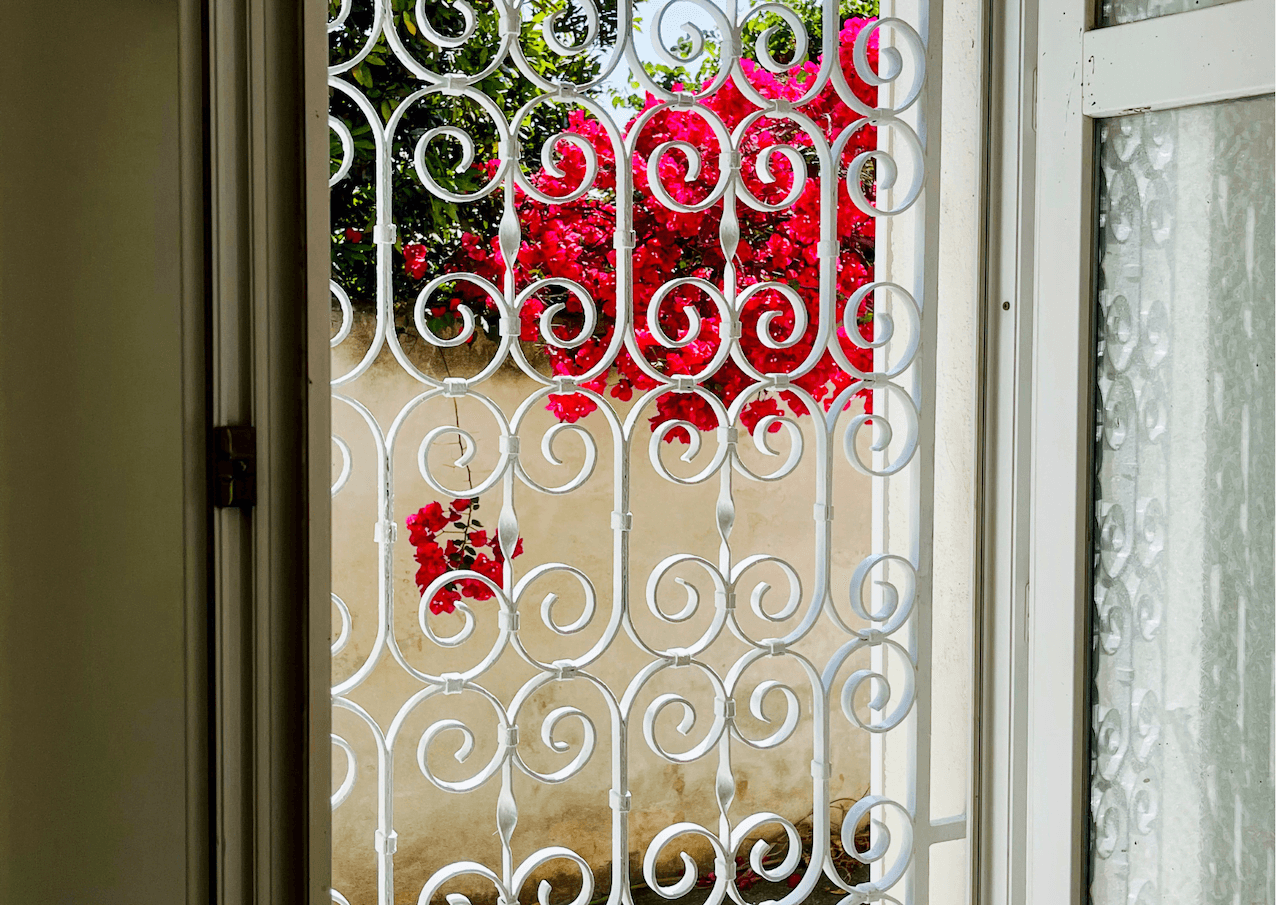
1090 95 1276 905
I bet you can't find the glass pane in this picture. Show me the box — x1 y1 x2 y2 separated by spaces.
1090 96 1276 905
1099 0 1237 26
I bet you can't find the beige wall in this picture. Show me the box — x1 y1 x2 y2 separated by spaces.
0 2 203 902
331 321 876 902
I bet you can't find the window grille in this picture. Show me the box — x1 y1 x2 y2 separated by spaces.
325 1 950 902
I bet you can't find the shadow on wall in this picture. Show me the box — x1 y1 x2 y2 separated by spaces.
330 314 879 904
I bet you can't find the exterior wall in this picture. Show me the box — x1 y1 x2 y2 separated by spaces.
330 320 876 901
0 2 203 902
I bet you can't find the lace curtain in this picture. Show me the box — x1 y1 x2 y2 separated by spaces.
1090 95 1276 905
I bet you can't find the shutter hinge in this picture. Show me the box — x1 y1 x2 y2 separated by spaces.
213 425 257 508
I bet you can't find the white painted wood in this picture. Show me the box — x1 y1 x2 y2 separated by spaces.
878 1 954 901
999 0 1276 903
922 0 992 899
976 0 1039 903
1083 0 1276 117
1026 0 1095 903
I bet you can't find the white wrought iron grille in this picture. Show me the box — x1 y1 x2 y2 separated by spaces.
327 0 944 902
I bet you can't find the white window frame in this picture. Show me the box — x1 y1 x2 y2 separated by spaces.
979 1 1276 903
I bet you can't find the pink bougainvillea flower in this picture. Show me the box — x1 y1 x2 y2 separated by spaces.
406 501 449 542
407 499 525 616
426 17 881 443
403 242 429 280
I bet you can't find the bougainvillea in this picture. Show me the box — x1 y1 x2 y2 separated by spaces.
330 0 620 309
422 18 881 441
407 498 525 614
405 19 881 615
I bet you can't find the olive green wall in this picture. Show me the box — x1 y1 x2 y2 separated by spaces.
0 2 204 902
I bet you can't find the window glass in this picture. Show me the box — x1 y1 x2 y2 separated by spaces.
1099 0 1237 26
1090 95 1276 904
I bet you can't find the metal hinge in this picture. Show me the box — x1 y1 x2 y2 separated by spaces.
213 425 256 508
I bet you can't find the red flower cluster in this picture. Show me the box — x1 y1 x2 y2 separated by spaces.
433 18 881 441
407 498 524 614
403 242 429 280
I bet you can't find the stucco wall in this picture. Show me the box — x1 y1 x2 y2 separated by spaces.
331 318 876 902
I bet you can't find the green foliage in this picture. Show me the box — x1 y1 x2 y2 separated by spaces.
743 0 876 67
329 0 879 326
330 0 618 318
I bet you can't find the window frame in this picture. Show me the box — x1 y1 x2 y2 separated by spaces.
209 0 1275 901
205 1 330 902
981 1 1276 903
